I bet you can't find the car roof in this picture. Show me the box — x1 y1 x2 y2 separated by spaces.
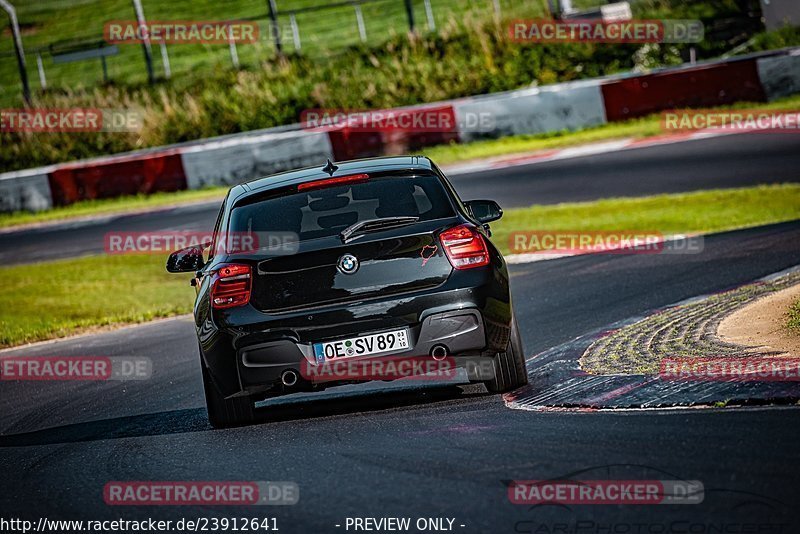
227 155 436 202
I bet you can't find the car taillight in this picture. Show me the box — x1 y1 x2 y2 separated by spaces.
439 224 490 269
211 264 252 309
297 173 369 192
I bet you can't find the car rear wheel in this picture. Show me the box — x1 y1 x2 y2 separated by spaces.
485 315 528 393
201 358 256 428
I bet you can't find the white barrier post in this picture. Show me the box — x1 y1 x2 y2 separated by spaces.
36 51 47 89
228 26 240 68
424 0 435 31
354 5 367 43
159 41 171 79
290 14 301 51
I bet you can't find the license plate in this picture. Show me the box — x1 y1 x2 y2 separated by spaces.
313 328 410 362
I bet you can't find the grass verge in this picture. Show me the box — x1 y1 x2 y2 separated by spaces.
788 299 800 334
0 255 194 348
491 184 800 256
0 188 226 229
3 94 800 230
3 184 800 348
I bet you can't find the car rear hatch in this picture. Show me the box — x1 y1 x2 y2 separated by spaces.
251 220 455 312
227 171 460 313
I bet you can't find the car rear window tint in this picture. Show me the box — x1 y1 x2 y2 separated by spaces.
230 175 455 242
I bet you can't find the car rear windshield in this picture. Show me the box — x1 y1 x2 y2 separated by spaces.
229 174 456 242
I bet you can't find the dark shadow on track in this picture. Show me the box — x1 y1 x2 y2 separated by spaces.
0 384 488 447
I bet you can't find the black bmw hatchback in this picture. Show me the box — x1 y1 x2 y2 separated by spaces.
167 156 527 427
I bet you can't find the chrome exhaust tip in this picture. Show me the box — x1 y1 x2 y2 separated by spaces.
281 369 299 387
430 344 448 361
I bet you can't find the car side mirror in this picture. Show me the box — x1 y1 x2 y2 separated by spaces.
465 199 503 224
166 244 206 273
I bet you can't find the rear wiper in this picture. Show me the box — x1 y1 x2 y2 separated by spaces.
340 216 419 243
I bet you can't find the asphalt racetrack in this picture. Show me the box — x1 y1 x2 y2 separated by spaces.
1 132 800 532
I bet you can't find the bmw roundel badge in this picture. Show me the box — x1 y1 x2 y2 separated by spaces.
337 254 359 275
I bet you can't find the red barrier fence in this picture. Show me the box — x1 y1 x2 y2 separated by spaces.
325 104 459 161
47 151 186 206
601 59 767 122
327 130 386 161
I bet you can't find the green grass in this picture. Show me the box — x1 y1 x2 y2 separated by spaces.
3 183 800 348
788 298 800 334
0 254 194 348
489 184 800 256
0 187 226 229
3 94 799 230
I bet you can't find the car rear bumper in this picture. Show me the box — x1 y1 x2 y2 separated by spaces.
239 307 487 391
199 270 512 398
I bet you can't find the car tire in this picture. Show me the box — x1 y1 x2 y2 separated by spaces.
201 358 255 428
485 315 529 393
